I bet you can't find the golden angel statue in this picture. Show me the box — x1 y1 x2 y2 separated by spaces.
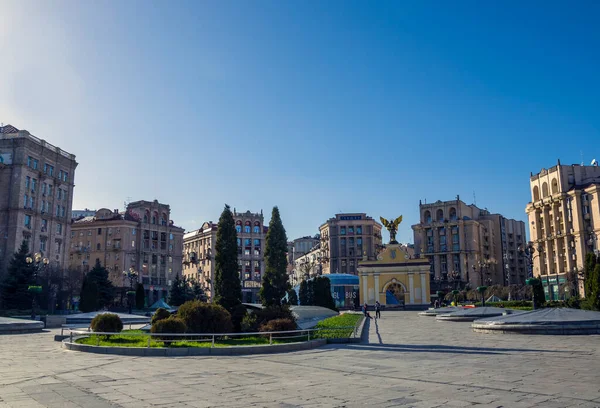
380 215 403 244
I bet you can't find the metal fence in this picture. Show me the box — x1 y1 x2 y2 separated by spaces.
63 325 359 348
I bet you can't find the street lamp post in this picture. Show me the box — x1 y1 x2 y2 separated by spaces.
123 267 138 314
25 253 49 320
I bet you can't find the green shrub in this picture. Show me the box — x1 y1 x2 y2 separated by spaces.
474 300 532 308
543 300 567 308
241 313 258 332
151 317 187 343
259 318 297 337
90 313 123 334
151 308 171 324
177 300 233 334
565 296 581 309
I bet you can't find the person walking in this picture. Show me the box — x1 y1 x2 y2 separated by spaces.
375 301 381 319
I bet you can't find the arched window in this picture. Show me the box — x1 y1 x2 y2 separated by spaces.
143 210 150 224
542 182 549 198
551 178 558 194
436 209 444 222
424 210 432 224
253 221 260 234
236 238 241 246
533 186 540 201
161 212 167 226
449 207 457 221
235 225 242 233
151 211 158 225
244 221 251 233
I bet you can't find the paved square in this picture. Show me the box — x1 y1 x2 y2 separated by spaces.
0 311 599 407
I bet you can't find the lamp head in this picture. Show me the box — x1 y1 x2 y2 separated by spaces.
26 256 33 264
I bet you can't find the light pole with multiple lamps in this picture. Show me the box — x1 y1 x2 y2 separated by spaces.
123 267 138 314
25 253 49 319
472 259 495 306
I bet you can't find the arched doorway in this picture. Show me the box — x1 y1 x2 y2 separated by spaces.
386 283 406 305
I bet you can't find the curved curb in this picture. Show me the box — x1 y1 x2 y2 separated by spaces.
436 315 504 322
62 337 327 356
472 322 600 335
0 321 44 335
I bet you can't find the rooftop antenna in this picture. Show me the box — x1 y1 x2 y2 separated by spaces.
581 150 584 166
473 191 477 206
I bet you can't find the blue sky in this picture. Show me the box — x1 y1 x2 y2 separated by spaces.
1 1 599 243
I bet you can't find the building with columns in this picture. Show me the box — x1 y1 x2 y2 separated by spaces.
358 241 430 308
412 197 527 292
525 160 600 299
0 124 78 275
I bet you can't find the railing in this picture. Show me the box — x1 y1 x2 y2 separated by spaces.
62 326 359 348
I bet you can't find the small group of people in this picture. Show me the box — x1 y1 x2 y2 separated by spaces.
361 301 381 319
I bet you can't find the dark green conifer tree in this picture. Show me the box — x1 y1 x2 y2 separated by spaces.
135 283 146 309
85 259 114 309
214 205 242 314
260 207 290 306
0 241 34 310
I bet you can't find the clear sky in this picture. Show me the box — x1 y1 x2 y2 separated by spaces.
1 1 599 243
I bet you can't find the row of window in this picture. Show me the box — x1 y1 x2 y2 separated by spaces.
340 237 363 246
339 226 363 235
237 238 261 247
26 156 69 181
71 228 174 240
25 178 68 199
37 237 62 253
24 215 63 234
235 225 262 234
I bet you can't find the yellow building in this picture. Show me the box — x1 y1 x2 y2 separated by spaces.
358 243 431 308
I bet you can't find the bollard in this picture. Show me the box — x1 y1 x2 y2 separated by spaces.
308 331 310 341
70 331 73 343
211 335 215 348
269 333 272 345
147 336 151 348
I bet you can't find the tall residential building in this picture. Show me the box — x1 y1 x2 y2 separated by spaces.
412 197 527 291
182 209 267 303
0 124 78 275
526 161 600 299
319 213 382 276
287 235 320 264
68 200 184 304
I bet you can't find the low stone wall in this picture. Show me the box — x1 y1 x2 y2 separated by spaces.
472 323 600 335
63 337 327 356
0 317 44 334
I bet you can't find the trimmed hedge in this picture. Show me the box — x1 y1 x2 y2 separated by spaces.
242 305 296 332
90 313 123 334
259 318 297 334
177 300 233 334
151 308 171 324
151 317 187 342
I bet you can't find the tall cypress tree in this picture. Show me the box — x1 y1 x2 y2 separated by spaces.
135 282 146 309
0 241 34 310
260 206 290 306
214 204 242 314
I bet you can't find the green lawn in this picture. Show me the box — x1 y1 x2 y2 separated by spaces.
313 313 362 339
75 331 309 348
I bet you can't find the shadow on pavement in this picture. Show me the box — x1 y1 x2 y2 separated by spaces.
341 342 570 355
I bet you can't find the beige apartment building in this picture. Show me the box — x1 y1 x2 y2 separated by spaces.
412 197 527 292
526 161 600 299
0 124 78 275
319 213 382 276
69 200 184 305
182 209 267 303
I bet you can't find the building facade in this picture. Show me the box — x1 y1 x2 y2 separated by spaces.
0 124 78 275
182 209 267 303
319 213 383 276
525 161 600 299
68 200 184 305
412 197 527 292
287 235 320 264
182 221 217 299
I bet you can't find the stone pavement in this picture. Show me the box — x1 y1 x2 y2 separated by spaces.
0 311 599 408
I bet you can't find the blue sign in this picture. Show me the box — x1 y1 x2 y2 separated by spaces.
340 215 362 221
